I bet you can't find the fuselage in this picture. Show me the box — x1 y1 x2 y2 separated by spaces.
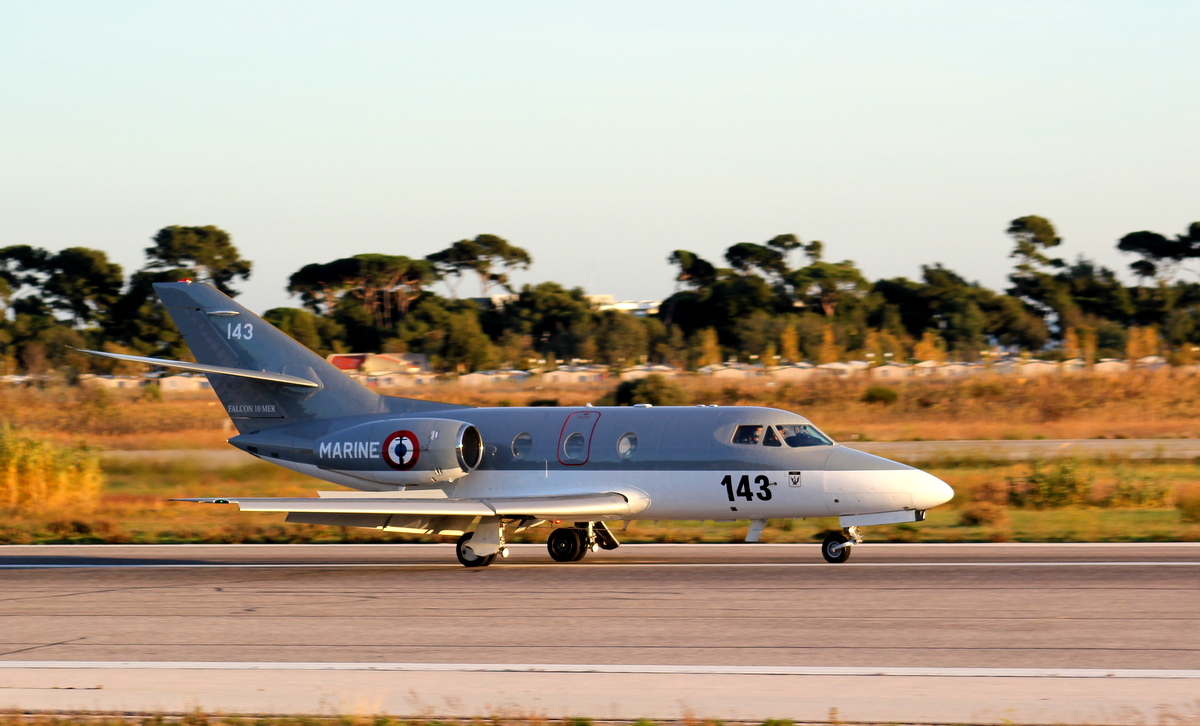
230 404 954 521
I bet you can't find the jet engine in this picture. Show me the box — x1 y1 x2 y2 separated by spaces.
314 417 484 486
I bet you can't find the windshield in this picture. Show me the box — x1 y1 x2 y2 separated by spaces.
775 424 833 447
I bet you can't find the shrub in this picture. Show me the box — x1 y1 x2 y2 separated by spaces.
861 385 898 405
1007 459 1092 508
614 374 690 406
958 501 1010 527
1101 474 1168 507
1177 484 1200 523
0 426 101 514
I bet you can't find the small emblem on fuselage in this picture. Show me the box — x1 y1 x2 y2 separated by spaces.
382 430 420 470
789 471 801 487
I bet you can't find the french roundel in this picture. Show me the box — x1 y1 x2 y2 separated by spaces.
382 430 420 470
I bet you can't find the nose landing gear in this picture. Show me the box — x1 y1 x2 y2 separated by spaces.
821 526 863 564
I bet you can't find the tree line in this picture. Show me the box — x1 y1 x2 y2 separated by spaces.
2 216 1199 377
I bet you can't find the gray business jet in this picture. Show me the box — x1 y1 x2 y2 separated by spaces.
80 282 954 566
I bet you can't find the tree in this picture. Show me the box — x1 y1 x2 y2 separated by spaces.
426 234 531 297
42 248 124 325
1008 215 1064 272
592 311 650 365
1062 328 1081 360
913 331 946 363
263 307 347 357
779 324 801 363
144 226 252 295
1125 326 1160 362
1117 223 1200 281
491 282 595 359
694 328 722 367
724 242 786 279
667 250 718 290
105 269 190 358
816 324 841 364
288 255 436 326
786 256 868 316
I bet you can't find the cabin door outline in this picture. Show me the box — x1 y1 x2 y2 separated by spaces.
557 410 601 466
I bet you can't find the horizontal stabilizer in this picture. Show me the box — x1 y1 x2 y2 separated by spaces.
73 348 319 388
174 491 647 518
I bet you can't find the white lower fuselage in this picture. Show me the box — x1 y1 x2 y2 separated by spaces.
271 457 952 522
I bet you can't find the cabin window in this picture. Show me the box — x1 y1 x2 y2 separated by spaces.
776 424 833 447
617 432 638 459
731 425 763 445
563 432 587 460
511 432 533 458
762 426 782 447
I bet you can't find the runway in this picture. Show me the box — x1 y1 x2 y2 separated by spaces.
2 543 1198 723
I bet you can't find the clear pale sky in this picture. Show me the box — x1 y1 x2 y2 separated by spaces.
1 1 1197 314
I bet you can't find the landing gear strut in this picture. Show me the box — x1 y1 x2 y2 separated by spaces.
821 526 863 564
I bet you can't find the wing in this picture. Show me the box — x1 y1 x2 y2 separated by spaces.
173 491 649 518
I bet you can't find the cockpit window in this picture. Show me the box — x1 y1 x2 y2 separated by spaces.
776 424 834 447
762 426 782 447
731 425 763 445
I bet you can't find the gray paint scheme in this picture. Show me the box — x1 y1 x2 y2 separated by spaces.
152 281 900 477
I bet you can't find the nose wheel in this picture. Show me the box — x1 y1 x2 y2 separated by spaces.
821 527 862 564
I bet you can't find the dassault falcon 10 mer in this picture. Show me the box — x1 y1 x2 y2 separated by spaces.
79 282 954 567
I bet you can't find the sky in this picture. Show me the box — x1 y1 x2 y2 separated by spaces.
1 1 1198 315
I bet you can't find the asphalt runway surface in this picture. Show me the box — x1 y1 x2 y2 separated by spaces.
2 543 1198 669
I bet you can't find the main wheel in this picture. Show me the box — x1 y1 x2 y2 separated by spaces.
547 528 584 562
821 532 852 564
456 532 497 568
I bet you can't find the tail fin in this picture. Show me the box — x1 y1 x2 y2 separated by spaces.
153 282 454 431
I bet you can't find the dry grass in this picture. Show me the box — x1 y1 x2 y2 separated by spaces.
6 369 1200 445
0 456 1197 545
0 426 101 513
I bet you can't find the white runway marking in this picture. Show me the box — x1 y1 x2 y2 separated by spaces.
2 661 1198 679
2 560 1199 569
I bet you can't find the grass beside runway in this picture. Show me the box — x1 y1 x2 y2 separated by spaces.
0 456 1197 545
0 715 711 726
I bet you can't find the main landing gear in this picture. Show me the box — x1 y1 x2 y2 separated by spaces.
821 526 863 564
547 522 620 563
455 520 620 567
456 531 502 568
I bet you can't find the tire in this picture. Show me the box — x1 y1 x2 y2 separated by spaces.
456 532 496 568
572 534 590 561
821 532 852 564
547 528 583 563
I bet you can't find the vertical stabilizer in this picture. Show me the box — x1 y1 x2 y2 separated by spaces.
154 282 387 431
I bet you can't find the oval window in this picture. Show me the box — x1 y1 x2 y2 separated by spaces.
617 432 637 459
511 432 533 459
563 432 587 460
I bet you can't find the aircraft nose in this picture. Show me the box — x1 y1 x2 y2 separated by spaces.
914 472 954 510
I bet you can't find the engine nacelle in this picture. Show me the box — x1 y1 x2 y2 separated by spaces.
314 417 483 486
